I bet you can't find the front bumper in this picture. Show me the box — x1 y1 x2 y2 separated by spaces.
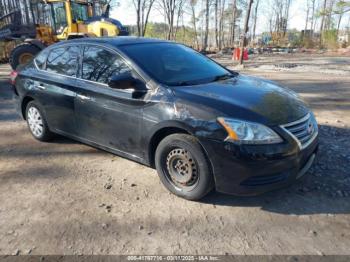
199 134 319 196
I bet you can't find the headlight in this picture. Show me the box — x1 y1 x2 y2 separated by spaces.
217 117 283 144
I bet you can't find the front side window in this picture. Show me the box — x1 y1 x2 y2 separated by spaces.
51 2 67 34
46 46 80 77
119 43 230 86
82 46 131 84
71 3 89 21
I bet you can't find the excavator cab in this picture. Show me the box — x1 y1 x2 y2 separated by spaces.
47 0 92 39
45 0 127 40
50 2 71 35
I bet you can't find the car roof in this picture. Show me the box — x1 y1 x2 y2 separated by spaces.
54 36 172 48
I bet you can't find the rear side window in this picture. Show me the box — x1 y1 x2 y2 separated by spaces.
46 46 80 77
82 46 131 84
34 49 49 70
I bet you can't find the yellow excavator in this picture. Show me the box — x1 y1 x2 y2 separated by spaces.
0 0 128 69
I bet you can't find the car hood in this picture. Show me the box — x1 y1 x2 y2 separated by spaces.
172 74 309 126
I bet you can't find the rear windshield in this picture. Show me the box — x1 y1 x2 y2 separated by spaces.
119 43 229 86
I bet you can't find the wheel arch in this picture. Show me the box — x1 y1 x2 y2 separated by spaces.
21 96 35 119
147 121 212 170
148 125 192 168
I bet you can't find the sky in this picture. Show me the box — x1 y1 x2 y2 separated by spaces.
110 0 349 34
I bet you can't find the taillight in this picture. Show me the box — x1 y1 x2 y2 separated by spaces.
9 71 18 85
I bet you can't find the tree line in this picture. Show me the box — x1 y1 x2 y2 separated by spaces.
1 0 349 50
130 0 350 49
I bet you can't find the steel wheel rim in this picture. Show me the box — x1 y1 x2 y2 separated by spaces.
165 148 199 191
27 107 44 137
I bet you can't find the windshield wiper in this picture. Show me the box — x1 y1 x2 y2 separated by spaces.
171 80 201 86
213 73 237 82
172 72 238 86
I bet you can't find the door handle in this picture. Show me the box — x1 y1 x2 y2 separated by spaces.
77 94 91 101
36 84 46 90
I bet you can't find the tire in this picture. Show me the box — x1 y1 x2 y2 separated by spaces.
10 43 41 70
155 134 214 200
25 101 53 142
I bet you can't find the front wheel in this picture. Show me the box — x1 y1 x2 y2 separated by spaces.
155 134 214 200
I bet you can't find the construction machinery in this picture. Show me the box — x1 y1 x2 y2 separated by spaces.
0 0 128 69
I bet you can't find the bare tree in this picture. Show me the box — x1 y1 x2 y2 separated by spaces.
283 0 291 36
252 0 260 44
202 0 210 51
310 0 317 37
239 0 253 65
174 0 185 39
133 0 156 36
218 0 226 48
304 0 311 39
161 0 184 40
230 0 237 46
334 0 349 35
319 0 328 44
189 0 200 49
265 0 292 45
214 0 219 48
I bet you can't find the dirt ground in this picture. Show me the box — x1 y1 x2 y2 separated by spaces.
0 54 349 255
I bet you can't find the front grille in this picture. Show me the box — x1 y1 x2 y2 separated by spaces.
241 153 317 187
281 113 318 149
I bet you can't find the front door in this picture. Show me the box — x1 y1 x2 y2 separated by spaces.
74 45 146 158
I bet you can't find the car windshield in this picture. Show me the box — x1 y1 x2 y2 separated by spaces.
119 43 233 86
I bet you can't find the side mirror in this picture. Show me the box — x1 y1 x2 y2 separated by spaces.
108 72 145 91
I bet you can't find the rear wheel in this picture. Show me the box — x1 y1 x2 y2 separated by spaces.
155 134 214 200
25 101 53 141
10 43 41 69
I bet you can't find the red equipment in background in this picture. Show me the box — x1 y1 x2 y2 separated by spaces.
233 48 248 61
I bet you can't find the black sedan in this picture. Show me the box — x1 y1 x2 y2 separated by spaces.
11 37 319 200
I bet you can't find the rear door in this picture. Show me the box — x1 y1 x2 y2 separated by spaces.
74 45 146 158
38 45 80 135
